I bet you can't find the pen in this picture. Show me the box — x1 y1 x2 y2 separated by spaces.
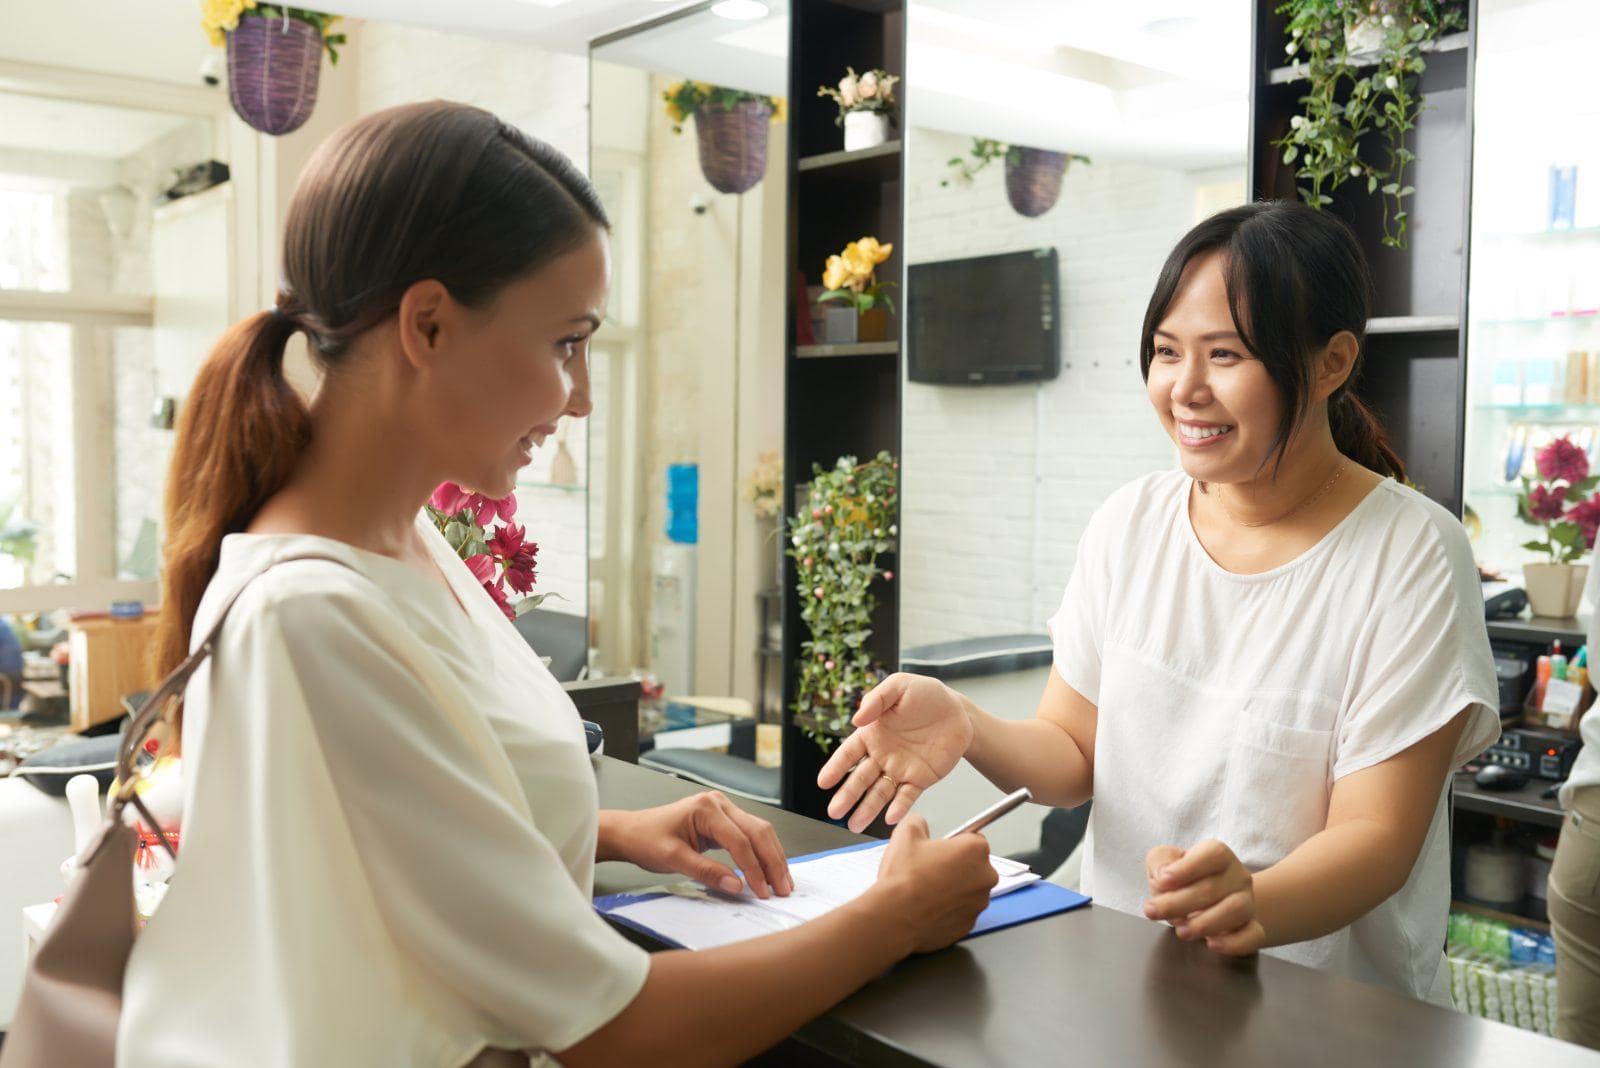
943 787 1033 839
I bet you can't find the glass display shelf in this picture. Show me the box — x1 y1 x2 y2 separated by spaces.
1474 314 1600 328
1473 403 1600 416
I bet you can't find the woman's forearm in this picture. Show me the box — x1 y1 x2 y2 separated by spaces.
557 891 912 1068
1252 817 1415 948
962 698 1093 809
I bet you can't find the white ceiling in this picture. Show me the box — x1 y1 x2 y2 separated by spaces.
0 92 197 159
0 0 1247 172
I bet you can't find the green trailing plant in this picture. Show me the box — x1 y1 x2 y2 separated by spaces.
1275 0 1465 248
661 80 785 134
941 138 1090 187
787 452 898 750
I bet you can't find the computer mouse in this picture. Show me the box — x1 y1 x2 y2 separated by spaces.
1474 764 1530 791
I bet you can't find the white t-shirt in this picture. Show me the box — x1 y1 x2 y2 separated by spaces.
119 514 648 1067
1049 470 1499 1002
1563 563 1600 806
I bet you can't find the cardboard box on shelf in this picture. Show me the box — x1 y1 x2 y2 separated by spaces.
66 613 160 733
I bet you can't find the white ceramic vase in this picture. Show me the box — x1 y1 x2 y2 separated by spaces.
843 110 889 152
1523 562 1589 618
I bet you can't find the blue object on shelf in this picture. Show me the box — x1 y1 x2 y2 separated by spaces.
666 463 698 545
1550 165 1578 231
109 600 145 621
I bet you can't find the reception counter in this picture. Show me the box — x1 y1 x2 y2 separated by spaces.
593 758 1598 1067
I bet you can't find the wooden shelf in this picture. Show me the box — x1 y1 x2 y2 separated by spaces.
795 341 898 358
797 140 902 180
1266 30 1469 85
1451 899 1551 934
1367 314 1459 334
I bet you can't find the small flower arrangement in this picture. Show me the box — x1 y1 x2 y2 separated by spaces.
742 449 784 521
817 67 899 127
662 81 787 134
1517 436 1600 563
200 2 347 62
820 236 895 315
787 452 898 749
427 483 551 621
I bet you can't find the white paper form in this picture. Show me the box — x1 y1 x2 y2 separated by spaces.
605 844 1041 951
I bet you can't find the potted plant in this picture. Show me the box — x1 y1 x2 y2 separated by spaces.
1517 435 1600 617
1274 0 1464 249
426 482 554 621
202 3 346 136
787 452 898 749
663 81 786 195
944 138 1091 218
818 236 894 343
817 67 899 152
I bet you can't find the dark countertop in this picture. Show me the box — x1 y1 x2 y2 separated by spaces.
1487 614 1588 647
1454 769 1565 828
594 758 1597 1067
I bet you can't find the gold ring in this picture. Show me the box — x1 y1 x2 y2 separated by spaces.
879 774 897 792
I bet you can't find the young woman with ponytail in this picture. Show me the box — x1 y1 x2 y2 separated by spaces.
817 201 1500 1004
120 101 997 1066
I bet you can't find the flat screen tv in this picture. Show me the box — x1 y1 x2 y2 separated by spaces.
907 247 1059 385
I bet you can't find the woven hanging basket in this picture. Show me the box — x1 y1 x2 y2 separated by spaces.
1004 147 1068 218
227 13 322 136
693 100 772 195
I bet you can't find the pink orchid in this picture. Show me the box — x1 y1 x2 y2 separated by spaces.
1536 436 1590 485
430 482 518 526
430 482 474 514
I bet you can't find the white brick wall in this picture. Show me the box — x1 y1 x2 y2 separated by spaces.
901 130 1242 648
356 22 591 616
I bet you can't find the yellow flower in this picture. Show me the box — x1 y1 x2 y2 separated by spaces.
770 96 787 122
822 255 851 292
200 0 253 35
854 236 893 265
665 100 685 124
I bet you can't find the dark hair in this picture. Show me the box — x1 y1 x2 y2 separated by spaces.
157 100 610 680
1138 200 1404 483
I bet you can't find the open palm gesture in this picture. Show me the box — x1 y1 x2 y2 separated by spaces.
816 673 974 832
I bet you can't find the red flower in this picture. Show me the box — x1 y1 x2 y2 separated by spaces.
1536 436 1590 485
484 579 514 620
1528 484 1568 522
430 482 474 515
464 553 496 584
1569 497 1600 548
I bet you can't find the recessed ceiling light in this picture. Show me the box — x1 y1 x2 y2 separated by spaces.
711 0 769 20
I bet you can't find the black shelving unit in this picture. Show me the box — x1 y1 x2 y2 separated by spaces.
781 0 905 820
1249 1 1477 516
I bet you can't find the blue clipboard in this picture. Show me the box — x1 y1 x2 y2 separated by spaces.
595 839 1090 948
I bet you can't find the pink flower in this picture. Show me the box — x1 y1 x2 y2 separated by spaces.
1569 497 1600 548
488 522 526 560
430 482 474 514
430 482 518 526
1537 436 1590 485
484 580 514 620
1528 484 1568 522
464 553 496 584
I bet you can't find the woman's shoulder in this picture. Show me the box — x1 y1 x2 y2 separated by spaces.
1089 469 1188 532
204 534 395 638
1355 478 1476 571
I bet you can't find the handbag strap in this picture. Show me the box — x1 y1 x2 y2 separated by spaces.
100 551 356 864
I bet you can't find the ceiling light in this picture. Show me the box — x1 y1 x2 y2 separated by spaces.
711 0 769 20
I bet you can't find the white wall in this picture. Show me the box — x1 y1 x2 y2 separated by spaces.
900 128 1243 648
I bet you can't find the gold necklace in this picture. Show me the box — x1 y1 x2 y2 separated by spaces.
1216 460 1349 529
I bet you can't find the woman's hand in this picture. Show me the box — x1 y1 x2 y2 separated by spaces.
601 792 793 899
869 815 998 953
1142 840 1265 956
816 673 975 832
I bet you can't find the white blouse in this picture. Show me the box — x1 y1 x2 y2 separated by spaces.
119 514 648 1067
1050 470 1499 1003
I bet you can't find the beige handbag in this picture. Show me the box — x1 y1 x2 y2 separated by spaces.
0 554 346 1067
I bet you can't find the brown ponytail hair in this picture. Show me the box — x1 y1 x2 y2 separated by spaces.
155 101 609 680
1137 200 1405 483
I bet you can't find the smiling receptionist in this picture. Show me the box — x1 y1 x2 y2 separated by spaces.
821 201 1501 1004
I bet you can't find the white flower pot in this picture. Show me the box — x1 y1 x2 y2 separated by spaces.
843 110 889 152
822 305 858 344
1523 562 1589 618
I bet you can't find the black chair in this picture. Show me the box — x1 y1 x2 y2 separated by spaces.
1008 802 1092 877
511 607 588 682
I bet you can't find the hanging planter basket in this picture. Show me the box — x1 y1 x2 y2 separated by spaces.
227 13 322 136
1004 147 1068 218
693 99 772 195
